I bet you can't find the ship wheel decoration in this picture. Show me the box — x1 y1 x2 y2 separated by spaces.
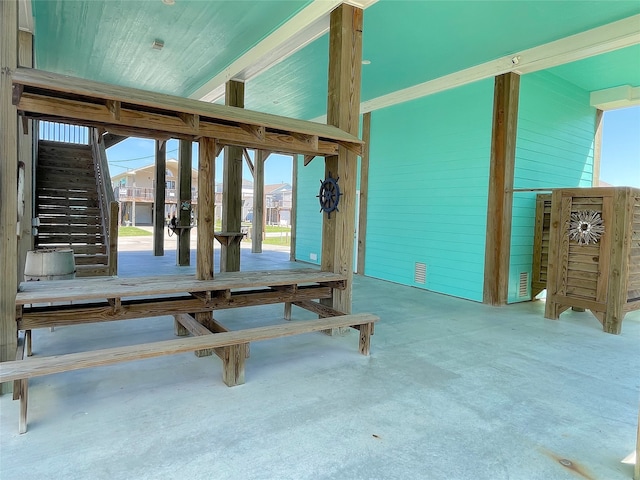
317 172 342 218
569 210 605 245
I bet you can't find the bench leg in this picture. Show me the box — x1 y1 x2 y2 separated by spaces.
19 379 28 434
222 343 247 387
359 323 373 356
26 330 32 357
173 315 189 336
194 312 214 358
284 302 292 321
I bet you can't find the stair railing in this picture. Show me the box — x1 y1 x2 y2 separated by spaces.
90 129 118 276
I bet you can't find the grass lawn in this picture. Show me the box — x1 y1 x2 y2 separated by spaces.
119 226 153 236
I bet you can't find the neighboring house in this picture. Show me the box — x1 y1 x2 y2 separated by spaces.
243 183 292 226
111 159 197 226
266 183 292 226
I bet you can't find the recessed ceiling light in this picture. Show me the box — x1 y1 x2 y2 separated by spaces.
152 39 164 50
362 59 371 65
162 0 175 5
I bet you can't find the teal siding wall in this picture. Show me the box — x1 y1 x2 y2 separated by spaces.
365 80 493 301
294 156 324 265
509 71 596 303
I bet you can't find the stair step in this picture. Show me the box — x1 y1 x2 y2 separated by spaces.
38 224 103 234
35 234 105 244
74 255 108 266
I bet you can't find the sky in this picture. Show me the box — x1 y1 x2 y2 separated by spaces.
108 138 293 186
600 106 640 188
106 105 640 187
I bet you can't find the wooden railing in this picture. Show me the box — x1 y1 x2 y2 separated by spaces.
91 129 118 276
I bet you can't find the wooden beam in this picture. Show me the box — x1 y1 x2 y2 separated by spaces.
242 148 255 177
321 4 363 317
240 124 264 141
252 150 266 253
18 92 344 157
178 112 199 130
177 140 192 266
103 132 128 148
303 155 315 166
483 72 520 306
197 137 216 280
0 0 19 395
221 80 244 273
593 109 603 186
153 140 166 256
105 99 120 121
291 132 318 151
12 68 363 153
290 155 298 262
17 30 33 298
357 112 371 275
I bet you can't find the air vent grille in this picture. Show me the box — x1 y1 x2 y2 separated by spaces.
415 263 426 284
518 272 529 297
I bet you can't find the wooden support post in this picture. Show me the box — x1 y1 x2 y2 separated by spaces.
592 109 603 186
290 155 298 261
635 404 639 480
483 72 520 306
0 0 19 395
320 4 363 319
357 112 371 275
154 140 166 256
221 343 246 387
358 322 373 356
197 137 216 280
17 30 33 286
25 329 32 357
603 188 632 334
177 140 192 266
173 315 189 336
284 302 292 321
252 150 267 253
18 378 28 434
221 80 244 272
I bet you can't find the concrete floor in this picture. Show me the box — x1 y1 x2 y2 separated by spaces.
1 234 639 480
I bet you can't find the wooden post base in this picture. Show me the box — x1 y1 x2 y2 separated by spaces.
222 343 247 386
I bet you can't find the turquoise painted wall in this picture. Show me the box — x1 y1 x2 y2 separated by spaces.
294 157 324 265
509 71 596 303
364 80 493 301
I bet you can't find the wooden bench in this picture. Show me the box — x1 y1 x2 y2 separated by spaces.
1 313 378 433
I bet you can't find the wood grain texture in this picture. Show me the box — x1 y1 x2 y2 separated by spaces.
177 140 192 266
16 269 345 304
221 81 244 272
357 112 371 275
0 0 19 395
13 68 362 149
322 4 363 316
19 286 334 330
290 155 298 262
154 140 166 256
17 31 34 291
483 72 520 306
0 313 379 383
251 150 266 253
197 137 216 280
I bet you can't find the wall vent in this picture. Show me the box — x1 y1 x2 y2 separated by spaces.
518 272 529 297
415 262 426 284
